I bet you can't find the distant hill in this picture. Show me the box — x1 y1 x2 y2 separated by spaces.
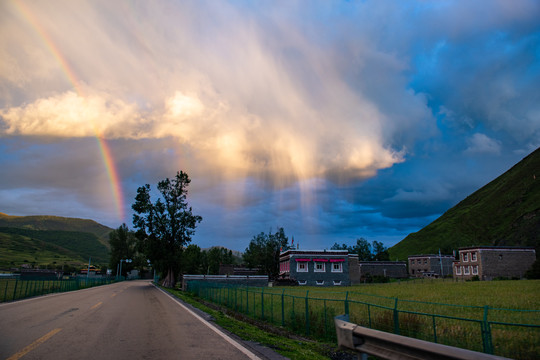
0 213 114 268
0 213 113 248
389 147 540 260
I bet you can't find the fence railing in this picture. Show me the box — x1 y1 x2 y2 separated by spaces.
0 277 117 302
334 314 510 360
186 281 540 360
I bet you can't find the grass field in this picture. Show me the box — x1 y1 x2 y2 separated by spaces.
188 279 540 359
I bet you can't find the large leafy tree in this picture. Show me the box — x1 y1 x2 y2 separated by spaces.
132 171 202 287
243 228 288 279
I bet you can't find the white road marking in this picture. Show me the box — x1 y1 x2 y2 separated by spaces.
154 284 262 360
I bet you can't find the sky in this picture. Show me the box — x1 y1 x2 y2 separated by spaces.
1 0 539 252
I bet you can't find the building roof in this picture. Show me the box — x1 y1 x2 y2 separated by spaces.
359 261 407 266
458 246 536 251
408 254 455 258
280 249 349 256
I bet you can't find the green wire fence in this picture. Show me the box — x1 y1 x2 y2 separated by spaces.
0 277 116 302
187 281 540 360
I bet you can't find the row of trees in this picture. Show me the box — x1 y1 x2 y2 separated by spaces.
331 238 390 261
109 227 235 278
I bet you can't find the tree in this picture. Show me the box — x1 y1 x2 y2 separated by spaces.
330 242 349 251
330 238 389 261
372 240 390 261
182 244 203 275
109 223 137 277
132 171 202 287
243 228 288 279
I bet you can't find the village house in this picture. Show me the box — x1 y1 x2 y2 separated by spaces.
453 246 536 281
279 250 359 286
408 254 455 278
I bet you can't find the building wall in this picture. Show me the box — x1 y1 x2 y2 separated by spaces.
408 255 454 277
182 274 269 290
359 262 408 279
349 255 360 285
454 247 536 280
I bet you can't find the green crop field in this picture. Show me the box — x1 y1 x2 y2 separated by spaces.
188 279 540 359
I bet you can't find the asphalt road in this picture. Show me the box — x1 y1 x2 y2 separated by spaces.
0 280 278 360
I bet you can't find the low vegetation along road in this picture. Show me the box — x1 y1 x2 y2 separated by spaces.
0 280 269 360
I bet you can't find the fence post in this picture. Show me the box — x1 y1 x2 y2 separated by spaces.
261 287 265 320
12 279 18 300
432 315 438 343
305 290 310 336
3 280 9 302
393 297 400 335
344 291 349 315
482 305 493 354
246 285 249 315
367 303 372 328
281 288 285 327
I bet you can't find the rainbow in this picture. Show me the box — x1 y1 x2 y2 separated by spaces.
12 0 125 222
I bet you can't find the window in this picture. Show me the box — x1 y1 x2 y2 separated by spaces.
411 260 415 265
297 262 308 272
298 280 307 285
314 262 325 272
455 266 462 275
315 280 324 285
464 266 470 275
332 262 343 273
472 265 478 275
333 280 342 286
471 252 477 262
463 253 469 262
424 259 428 264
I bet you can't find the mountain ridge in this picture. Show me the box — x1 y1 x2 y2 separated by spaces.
389 147 540 260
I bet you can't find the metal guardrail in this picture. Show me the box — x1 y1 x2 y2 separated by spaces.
334 315 511 360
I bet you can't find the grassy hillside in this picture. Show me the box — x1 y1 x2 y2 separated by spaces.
0 213 113 248
389 147 540 260
0 213 114 268
0 231 90 269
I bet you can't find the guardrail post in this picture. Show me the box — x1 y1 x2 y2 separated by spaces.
393 298 400 335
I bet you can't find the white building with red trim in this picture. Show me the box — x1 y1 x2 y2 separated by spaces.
278 250 359 286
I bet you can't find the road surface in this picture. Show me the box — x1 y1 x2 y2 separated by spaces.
0 280 276 360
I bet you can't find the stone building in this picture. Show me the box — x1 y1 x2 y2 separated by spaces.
358 261 408 280
453 246 536 280
408 254 455 278
279 250 357 286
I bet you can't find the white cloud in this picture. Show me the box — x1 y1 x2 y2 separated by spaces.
465 133 502 155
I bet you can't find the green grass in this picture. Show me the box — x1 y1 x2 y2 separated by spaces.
163 287 349 360
0 232 88 268
187 279 540 359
